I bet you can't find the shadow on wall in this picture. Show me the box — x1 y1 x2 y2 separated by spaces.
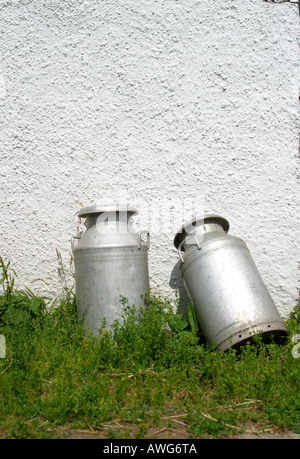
169 260 190 317
169 261 207 342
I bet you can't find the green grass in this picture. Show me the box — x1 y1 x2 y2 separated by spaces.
0 256 299 439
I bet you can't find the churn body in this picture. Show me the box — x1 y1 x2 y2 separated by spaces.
174 215 287 351
72 204 150 335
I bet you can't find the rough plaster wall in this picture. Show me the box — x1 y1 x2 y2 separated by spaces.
0 0 299 317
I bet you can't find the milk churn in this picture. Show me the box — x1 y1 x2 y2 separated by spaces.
72 204 150 335
174 214 287 351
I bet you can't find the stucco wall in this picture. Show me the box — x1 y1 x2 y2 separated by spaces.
0 0 299 318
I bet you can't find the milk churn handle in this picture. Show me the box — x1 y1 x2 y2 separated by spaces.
177 240 185 263
138 230 150 249
177 235 201 263
71 231 83 252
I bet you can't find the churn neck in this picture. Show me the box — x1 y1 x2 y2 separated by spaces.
174 214 230 250
78 204 137 230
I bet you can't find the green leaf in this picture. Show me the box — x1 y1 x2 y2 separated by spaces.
187 304 199 333
168 313 188 333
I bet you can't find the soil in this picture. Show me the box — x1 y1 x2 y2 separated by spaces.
58 423 300 440
1 423 299 439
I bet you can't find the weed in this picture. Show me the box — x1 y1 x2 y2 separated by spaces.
0 256 16 300
110 295 202 370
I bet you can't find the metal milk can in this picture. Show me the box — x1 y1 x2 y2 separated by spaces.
174 214 287 351
72 204 150 335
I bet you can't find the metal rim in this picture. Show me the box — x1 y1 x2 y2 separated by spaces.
78 204 138 218
173 214 230 249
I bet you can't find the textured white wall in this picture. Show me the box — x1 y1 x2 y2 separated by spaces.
0 0 299 318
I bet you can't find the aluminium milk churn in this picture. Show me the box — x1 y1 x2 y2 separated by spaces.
174 214 287 351
72 204 150 335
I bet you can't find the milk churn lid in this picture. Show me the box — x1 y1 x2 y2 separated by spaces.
174 214 230 249
78 204 138 218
